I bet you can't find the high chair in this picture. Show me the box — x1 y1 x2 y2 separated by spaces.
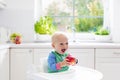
27 58 103 80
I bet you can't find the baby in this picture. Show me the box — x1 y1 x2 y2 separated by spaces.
47 32 78 73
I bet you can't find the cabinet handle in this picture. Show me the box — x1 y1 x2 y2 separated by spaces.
29 50 33 53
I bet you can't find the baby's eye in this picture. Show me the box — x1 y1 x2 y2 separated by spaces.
60 43 63 45
66 42 68 45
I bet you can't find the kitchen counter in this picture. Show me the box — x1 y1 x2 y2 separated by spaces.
0 44 10 49
9 42 120 49
3 42 120 80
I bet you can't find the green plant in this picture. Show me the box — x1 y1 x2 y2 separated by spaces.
95 28 109 35
34 16 56 35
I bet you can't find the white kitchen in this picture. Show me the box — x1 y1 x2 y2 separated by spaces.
1 0 120 80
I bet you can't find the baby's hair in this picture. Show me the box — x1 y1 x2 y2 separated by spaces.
51 32 68 43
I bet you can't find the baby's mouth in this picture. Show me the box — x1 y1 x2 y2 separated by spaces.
61 49 66 53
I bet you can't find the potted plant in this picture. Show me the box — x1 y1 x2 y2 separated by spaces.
34 16 56 41
94 27 111 41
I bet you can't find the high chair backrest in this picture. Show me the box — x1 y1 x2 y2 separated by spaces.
40 57 48 73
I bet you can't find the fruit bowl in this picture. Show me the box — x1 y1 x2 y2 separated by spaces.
10 33 22 44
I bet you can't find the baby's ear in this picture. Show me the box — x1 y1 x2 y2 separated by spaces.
52 43 55 48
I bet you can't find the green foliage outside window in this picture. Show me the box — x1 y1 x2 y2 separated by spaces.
75 0 103 32
35 0 103 33
75 18 103 32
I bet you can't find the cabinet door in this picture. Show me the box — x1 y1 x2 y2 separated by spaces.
0 49 9 80
68 49 94 69
33 49 51 65
34 49 94 68
96 63 120 80
10 49 33 80
96 49 120 80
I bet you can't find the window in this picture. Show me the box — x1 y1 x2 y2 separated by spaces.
34 0 105 42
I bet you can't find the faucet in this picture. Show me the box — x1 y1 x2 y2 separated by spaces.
71 27 76 42
67 26 76 42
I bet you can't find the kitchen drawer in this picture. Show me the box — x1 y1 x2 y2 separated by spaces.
69 49 94 53
10 49 33 53
96 49 120 58
96 57 120 63
34 49 51 53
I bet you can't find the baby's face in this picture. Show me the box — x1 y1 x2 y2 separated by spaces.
53 35 68 54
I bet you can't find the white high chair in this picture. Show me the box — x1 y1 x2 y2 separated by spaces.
27 58 103 80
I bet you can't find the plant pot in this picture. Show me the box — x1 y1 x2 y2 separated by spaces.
35 34 51 42
94 35 111 41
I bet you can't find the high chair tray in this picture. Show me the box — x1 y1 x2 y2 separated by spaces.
30 66 103 80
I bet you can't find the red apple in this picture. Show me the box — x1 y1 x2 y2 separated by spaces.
15 36 21 44
66 56 76 65
15 41 21 44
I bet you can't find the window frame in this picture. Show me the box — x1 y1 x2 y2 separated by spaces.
34 0 111 42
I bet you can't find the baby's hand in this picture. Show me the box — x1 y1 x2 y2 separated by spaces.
59 59 70 67
66 56 78 65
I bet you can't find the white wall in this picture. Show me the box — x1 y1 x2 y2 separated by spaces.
1 0 120 42
110 0 120 42
0 0 34 42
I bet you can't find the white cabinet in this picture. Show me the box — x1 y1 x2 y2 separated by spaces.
0 48 9 80
69 49 94 69
9 47 94 80
33 49 52 65
96 49 120 80
10 49 33 80
34 48 94 69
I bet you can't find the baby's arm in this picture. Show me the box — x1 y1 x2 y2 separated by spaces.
48 53 58 71
59 59 69 67
48 53 69 72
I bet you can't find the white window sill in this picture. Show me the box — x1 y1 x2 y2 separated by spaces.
34 33 112 43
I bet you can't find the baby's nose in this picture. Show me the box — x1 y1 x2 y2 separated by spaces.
63 44 68 48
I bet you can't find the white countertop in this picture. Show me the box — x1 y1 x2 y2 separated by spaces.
0 44 10 49
1 42 120 49
8 42 120 49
